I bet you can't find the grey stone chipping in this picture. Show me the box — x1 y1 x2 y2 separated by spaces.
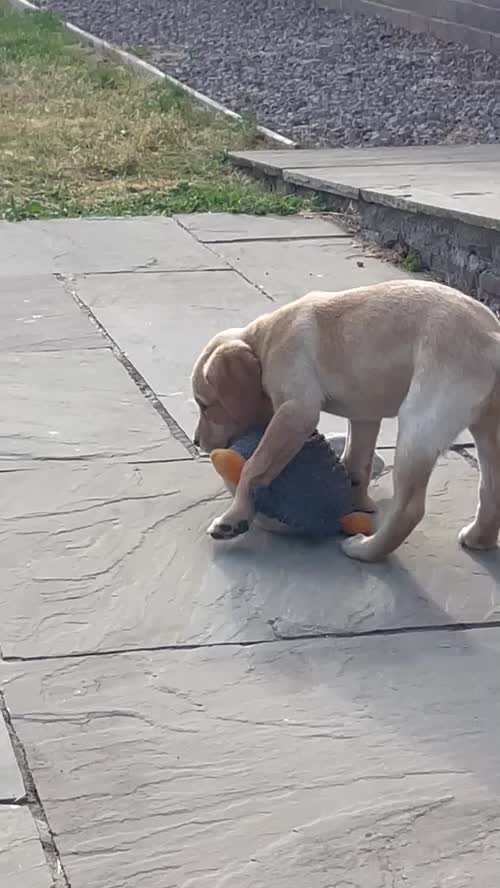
44 0 500 147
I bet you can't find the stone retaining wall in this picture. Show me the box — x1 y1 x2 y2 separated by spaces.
317 0 500 54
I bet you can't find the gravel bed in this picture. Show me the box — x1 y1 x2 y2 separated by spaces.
44 0 500 146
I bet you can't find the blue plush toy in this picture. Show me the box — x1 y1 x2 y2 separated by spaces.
210 427 374 539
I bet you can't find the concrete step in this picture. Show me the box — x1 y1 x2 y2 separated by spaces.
229 145 500 307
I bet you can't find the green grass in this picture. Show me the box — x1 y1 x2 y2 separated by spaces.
400 250 424 273
0 2 307 220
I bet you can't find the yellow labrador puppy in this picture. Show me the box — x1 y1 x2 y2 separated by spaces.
191 279 500 561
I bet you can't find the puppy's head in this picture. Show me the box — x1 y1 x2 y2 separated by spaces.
191 330 270 452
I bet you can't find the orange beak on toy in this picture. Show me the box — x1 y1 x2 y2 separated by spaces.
210 449 246 487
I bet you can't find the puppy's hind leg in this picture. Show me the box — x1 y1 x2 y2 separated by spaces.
460 396 500 550
341 419 381 513
342 381 475 562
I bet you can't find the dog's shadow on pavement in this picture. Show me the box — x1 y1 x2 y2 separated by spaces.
215 496 498 641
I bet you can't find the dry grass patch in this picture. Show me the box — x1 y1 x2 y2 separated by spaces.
0 2 307 219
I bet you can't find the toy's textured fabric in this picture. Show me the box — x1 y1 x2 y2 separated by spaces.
226 427 357 538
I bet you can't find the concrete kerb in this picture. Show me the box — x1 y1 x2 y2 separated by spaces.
278 168 500 234
6 0 297 149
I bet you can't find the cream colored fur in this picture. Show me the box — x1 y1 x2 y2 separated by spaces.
191 280 500 561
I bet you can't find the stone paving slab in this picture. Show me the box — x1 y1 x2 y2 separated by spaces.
76 270 271 441
175 212 348 241
4 627 500 887
0 720 24 802
0 275 107 353
0 459 224 659
207 238 412 303
0 217 227 276
0 450 497 659
0 807 51 888
0 348 188 462
230 145 500 174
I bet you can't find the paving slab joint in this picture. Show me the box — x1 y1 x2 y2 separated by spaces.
173 216 278 302
0 691 70 887
5 617 500 668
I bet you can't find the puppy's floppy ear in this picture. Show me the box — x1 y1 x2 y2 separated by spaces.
204 340 263 424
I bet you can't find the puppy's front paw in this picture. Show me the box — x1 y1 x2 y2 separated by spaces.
207 515 250 541
341 533 376 562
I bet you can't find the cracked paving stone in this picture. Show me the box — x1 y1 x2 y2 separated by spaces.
0 217 227 276
3 628 500 887
0 348 189 463
0 807 52 888
0 450 499 659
